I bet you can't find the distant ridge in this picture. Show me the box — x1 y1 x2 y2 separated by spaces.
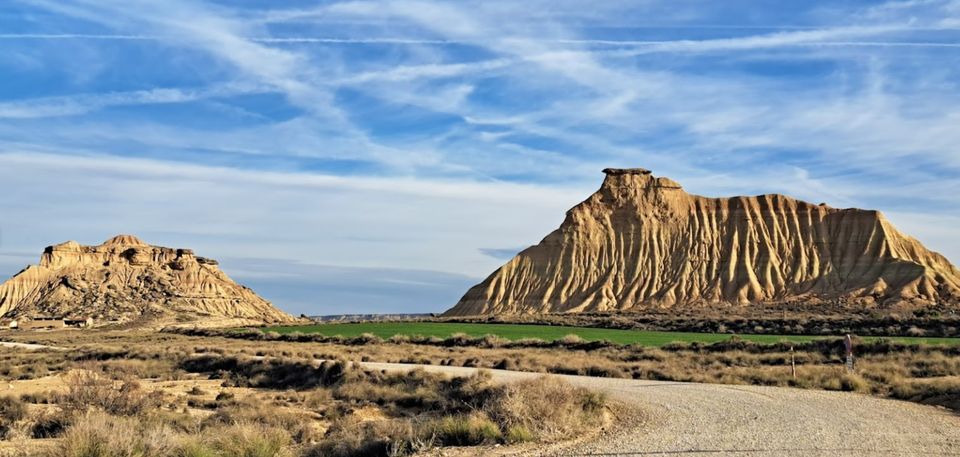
0 235 296 326
446 168 960 316
310 313 434 323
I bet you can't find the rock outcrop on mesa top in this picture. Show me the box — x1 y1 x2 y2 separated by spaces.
0 235 295 325
445 168 960 316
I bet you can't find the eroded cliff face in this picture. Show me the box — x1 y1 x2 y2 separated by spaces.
0 235 295 325
446 168 960 316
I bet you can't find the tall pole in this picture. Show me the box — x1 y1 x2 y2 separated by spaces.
790 346 796 379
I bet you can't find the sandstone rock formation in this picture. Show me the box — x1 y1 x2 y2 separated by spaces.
446 168 960 316
0 235 295 325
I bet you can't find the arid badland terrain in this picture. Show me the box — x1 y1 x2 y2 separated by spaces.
448 168 960 316
0 235 295 327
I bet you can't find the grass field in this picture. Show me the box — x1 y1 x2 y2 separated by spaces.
262 322 960 346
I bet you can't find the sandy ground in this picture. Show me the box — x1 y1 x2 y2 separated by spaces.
358 361 960 457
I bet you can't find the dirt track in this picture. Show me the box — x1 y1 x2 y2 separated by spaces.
359 361 960 457
0 341 61 350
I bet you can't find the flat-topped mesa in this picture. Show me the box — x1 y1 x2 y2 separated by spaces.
445 168 960 316
0 235 296 326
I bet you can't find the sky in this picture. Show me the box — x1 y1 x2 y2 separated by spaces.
1 0 959 316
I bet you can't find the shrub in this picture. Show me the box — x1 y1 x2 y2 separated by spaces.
0 396 26 424
0 396 27 440
348 333 383 345
442 333 475 347
204 423 293 457
558 334 584 345
170 438 217 457
49 410 295 457
31 409 72 439
180 357 354 390
51 411 179 457
202 398 318 445
485 376 607 442
58 369 162 416
387 334 411 344
308 419 421 457
431 414 502 446
891 377 960 410
505 425 535 443
839 373 870 393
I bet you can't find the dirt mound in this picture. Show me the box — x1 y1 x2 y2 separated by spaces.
446 168 960 316
0 235 295 326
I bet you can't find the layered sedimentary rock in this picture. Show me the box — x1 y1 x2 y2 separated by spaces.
0 235 295 325
446 168 960 316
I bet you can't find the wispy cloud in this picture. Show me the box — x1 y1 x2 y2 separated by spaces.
0 84 266 118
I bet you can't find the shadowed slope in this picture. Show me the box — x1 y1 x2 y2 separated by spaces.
446 169 960 316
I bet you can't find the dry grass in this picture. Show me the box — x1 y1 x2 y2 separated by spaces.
50 410 295 457
0 331 612 455
58 368 163 417
0 396 27 440
35 366 604 457
3 329 958 410
52 411 179 457
486 376 607 442
2 326 957 455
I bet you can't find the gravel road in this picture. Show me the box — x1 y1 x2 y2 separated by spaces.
358 361 960 457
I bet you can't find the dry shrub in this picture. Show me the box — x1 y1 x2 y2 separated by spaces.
334 367 479 412
837 373 871 393
187 386 207 396
504 424 535 444
203 422 294 457
58 369 163 416
202 397 319 445
50 411 293 457
429 413 502 446
31 409 73 439
311 373 604 455
485 376 606 442
309 418 424 457
51 411 179 457
558 334 584 345
91 359 184 381
0 396 27 440
335 380 440 410
0 397 26 425
890 376 960 410
442 333 474 346
348 333 383 345
387 335 411 344
478 334 509 348
278 389 333 411
180 357 356 390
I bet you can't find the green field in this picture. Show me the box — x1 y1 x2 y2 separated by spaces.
262 322 960 347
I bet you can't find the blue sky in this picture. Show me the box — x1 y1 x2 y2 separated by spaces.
1 0 959 315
